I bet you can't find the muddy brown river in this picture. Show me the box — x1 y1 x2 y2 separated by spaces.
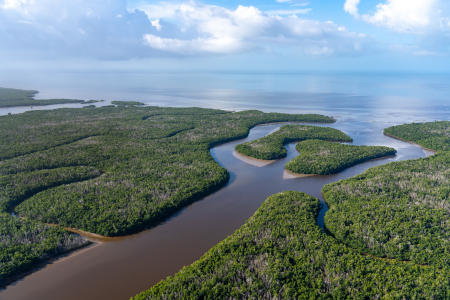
0 120 430 300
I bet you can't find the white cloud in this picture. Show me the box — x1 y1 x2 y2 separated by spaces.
139 2 367 56
344 0 447 33
364 0 437 32
344 0 360 17
344 0 450 56
0 0 155 59
151 19 162 31
2 0 34 10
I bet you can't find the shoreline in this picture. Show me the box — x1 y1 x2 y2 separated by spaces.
0 241 95 290
283 169 318 179
283 153 397 179
383 132 437 155
232 150 276 167
49 224 128 243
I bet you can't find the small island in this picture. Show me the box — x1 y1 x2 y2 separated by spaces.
285 139 396 175
111 100 145 107
235 124 351 160
0 87 98 108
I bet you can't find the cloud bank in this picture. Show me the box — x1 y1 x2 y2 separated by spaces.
0 0 156 59
0 0 368 60
139 3 366 56
344 0 449 33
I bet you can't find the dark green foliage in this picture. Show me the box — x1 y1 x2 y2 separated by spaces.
285 140 396 175
235 125 351 160
0 166 102 212
384 121 449 151
1 106 333 237
323 152 449 266
0 104 333 285
323 121 449 266
0 87 90 108
133 192 448 299
111 100 145 107
0 213 88 287
0 87 37 101
84 100 102 104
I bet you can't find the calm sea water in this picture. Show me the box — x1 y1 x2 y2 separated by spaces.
1 71 449 123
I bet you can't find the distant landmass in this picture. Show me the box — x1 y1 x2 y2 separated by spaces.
0 87 99 108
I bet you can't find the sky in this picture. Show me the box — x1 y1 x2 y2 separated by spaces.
1 0 450 72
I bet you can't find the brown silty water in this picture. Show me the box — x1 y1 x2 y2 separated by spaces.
0 120 431 300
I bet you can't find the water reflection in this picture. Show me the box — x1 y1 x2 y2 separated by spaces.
1 72 449 121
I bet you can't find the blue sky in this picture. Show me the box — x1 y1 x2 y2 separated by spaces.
1 0 449 72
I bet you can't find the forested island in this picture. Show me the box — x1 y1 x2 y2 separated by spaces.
0 87 97 108
111 100 145 107
285 140 396 175
0 88 335 286
235 124 350 160
134 121 449 299
384 121 449 151
235 124 396 175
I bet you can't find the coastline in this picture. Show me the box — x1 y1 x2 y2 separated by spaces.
283 169 318 179
232 150 276 167
49 224 126 242
0 241 95 290
383 132 437 155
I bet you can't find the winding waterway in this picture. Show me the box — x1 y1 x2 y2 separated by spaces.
0 117 431 300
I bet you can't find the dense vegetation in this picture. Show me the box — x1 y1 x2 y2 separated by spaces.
235 125 350 160
285 140 396 175
1 106 334 237
0 213 88 287
323 152 449 266
133 192 448 299
0 103 333 285
384 121 449 151
111 100 145 107
323 121 449 266
0 87 93 108
0 166 102 212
